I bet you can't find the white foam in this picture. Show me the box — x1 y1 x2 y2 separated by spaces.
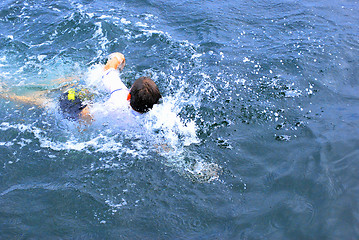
0 142 13 147
37 55 47 62
120 18 131 25
285 89 302 98
143 13 156 20
93 22 109 52
105 198 127 212
84 64 108 91
142 29 167 37
135 21 149 28
143 96 199 147
191 53 203 59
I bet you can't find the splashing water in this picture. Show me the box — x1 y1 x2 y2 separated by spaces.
1 50 221 182
1 0 359 238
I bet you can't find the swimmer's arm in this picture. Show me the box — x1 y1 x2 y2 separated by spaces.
79 106 93 124
51 76 78 85
0 92 49 106
102 53 128 92
0 76 78 107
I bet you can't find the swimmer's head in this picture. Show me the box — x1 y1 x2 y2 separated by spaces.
129 77 161 113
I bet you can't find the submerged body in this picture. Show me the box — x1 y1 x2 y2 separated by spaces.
11 52 162 126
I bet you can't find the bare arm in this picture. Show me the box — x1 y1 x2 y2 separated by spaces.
0 76 78 107
2 92 49 106
79 105 93 124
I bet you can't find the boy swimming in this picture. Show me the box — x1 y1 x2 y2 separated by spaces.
1 52 162 123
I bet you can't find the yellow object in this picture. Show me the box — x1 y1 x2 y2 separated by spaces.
67 89 76 101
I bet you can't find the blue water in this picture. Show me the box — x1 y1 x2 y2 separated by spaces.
0 0 359 239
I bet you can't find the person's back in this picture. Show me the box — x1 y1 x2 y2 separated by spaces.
86 52 161 127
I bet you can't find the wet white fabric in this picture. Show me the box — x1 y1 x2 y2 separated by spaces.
90 69 140 128
102 69 128 93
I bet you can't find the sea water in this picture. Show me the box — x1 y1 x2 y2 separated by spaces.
0 0 358 239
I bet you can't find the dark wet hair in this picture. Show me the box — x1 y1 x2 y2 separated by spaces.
130 77 161 113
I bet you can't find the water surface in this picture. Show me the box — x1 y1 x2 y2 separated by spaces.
0 0 358 239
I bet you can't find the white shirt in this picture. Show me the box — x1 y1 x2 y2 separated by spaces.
90 69 140 128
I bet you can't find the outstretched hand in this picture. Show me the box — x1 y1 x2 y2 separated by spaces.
104 52 126 71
